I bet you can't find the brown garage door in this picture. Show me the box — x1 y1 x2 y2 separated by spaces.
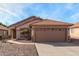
35 28 66 42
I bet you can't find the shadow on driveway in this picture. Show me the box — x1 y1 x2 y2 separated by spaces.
36 40 79 47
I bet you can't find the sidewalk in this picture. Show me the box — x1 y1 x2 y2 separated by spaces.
7 40 34 45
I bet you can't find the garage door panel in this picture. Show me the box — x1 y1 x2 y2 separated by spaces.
35 29 66 42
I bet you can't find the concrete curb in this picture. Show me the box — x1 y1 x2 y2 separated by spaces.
6 40 34 45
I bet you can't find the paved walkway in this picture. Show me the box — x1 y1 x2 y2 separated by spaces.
35 42 79 56
7 40 34 45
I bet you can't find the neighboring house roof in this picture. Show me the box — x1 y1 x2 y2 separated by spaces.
0 23 8 30
71 22 79 28
8 16 42 28
31 19 73 26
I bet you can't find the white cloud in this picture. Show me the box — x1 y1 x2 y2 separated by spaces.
70 13 79 20
0 3 33 19
65 4 74 10
52 8 61 16
0 3 35 25
0 6 22 19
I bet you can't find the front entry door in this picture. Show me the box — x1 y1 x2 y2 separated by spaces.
12 29 16 38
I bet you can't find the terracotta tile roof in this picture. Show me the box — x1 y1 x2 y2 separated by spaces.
8 16 42 27
0 23 8 30
71 22 79 28
31 19 73 26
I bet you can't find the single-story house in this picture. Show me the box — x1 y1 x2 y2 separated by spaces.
8 16 73 42
70 22 79 40
0 23 8 39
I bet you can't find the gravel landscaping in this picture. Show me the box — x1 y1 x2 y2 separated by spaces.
0 41 38 56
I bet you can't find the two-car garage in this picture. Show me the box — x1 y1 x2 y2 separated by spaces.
31 20 72 42
34 28 66 42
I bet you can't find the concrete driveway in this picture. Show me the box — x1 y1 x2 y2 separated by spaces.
35 42 79 56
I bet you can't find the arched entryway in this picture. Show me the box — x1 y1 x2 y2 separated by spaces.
19 28 31 40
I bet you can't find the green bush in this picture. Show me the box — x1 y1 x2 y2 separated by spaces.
20 29 29 34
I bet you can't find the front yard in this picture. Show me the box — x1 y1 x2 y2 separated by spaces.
1 39 79 56
0 41 38 56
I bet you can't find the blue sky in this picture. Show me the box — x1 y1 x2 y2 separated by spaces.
0 3 79 26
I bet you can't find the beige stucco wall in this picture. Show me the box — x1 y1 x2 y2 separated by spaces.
16 24 29 39
8 28 11 36
15 20 41 39
70 28 79 39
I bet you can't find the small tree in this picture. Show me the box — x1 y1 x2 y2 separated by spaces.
20 29 29 34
